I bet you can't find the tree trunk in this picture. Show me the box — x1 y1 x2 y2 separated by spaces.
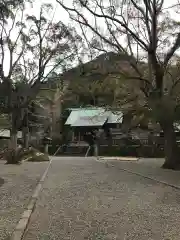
10 112 18 151
22 127 29 149
22 109 29 148
6 111 21 164
10 130 18 150
161 122 180 170
44 144 49 154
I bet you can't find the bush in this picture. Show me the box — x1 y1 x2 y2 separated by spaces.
137 145 164 158
100 144 164 158
5 147 49 164
23 147 49 162
0 146 8 160
5 147 25 164
102 145 139 157
27 152 49 162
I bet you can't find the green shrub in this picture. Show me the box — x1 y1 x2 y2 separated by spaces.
5 147 50 164
27 153 49 162
22 147 50 162
100 144 164 158
5 147 25 164
103 146 138 157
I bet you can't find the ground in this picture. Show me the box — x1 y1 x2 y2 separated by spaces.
0 160 48 240
23 157 180 240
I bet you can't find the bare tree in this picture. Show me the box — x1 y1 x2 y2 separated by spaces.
0 1 79 161
34 81 68 138
56 0 180 169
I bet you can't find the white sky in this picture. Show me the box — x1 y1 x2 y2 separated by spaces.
31 0 180 61
40 0 180 21
2 0 180 75
30 0 69 23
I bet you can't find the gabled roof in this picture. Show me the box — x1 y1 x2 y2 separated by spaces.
65 107 123 127
72 115 108 127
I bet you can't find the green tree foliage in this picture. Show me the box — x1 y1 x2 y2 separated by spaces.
57 0 180 169
0 0 80 161
34 82 68 138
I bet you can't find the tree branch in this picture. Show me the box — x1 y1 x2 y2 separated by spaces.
164 33 180 67
58 0 148 50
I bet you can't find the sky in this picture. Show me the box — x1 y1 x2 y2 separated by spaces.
37 0 180 20
30 0 180 48
29 0 180 61
2 0 180 76
29 0 69 23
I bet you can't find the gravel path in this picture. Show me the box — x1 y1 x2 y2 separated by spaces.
0 161 48 240
24 157 180 240
106 158 180 187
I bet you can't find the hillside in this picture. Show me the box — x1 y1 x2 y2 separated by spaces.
59 51 141 82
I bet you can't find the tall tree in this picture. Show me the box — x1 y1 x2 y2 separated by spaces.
0 1 79 156
34 82 68 139
57 0 180 169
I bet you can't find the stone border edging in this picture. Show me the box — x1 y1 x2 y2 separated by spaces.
96 158 180 190
10 159 53 240
100 157 139 161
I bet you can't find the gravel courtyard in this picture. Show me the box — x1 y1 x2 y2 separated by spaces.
0 161 48 240
24 157 180 240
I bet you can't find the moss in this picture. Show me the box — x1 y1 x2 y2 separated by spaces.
22 148 50 162
27 152 49 162
4 147 49 164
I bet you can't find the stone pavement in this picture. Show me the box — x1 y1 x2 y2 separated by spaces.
23 157 180 240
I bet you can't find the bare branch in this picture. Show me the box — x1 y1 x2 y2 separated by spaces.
58 0 148 51
164 33 180 67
